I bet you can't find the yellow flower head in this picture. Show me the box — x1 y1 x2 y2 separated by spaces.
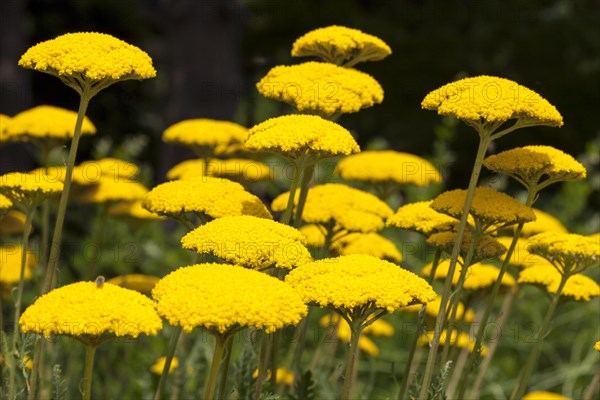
107 200 165 220
150 356 179 376
299 224 327 248
522 391 571 400
422 260 516 290
19 32 156 84
431 187 536 230
418 330 487 356
520 208 567 236
403 295 475 323
272 184 392 233
0 210 26 235
334 319 381 357
245 115 359 162
77 158 140 180
336 151 442 186
594 341 600 352
518 266 599 301
251 368 295 386
142 177 272 221
0 244 36 285
257 62 383 118
162 119 248 156
181 215 313 269
0 172 64 210
527 232 599 273
291 25 391 66
0 114 11 143
106 274 161 294
152 263 307 334
166 158 273 182
19 281 163 341
285 254 436 315
334 232 402 262
386 201 459 235
4 105 96 143
427 231 507 263
75 178 148 203
421 76 563 129
496 236 555 269
483 145 586 187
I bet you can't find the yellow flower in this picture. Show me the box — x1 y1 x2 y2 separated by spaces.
19 281 163 341
421 76 563 128
166 158 273 182
520 208 567 236
427 231 507 263
4 105 96 143
162 119 248 156
0 172 64 210
403 295 475 323
431 187 536 230
522 391 571 400
0 244 36 285
0 210 26 235
0 114 11 143
422 260 516 290
285 254 436 314
335 232 402 262
106 274 161 294
75 177 148 203
594 341 600 352
142 177 272 221
77 158 140 180
335 320 380 357
251 368 295 386
418 330 487 356
245 115 359 163
483 145 586 187
107 200 165 220
181 215 313 270
336 151 441 186
496 236 555 269
386 201 459 236
152 263 307 334
272 184 392 233
320 313 394 357
257 62 383 118
292 26 391 66
527 232 599 273
299 224 327 248
150 356 179 375
518 266 599 301
19 32 156 83
0 194 12 214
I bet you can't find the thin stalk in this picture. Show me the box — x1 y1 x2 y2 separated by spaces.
205 334 227 400
281 161 302 225
255 332 270 400
8 210 34 400
397 248 442 400
510 272 570 400
153 326 183 400
83 344 97 400
40 148 52 268
418 134 490 400
286 307 312 381
583 367 600 400
268 331 280 390
29 92 91 400
217 336 234 400
341 321 362 400
292 164 315 228
456 188 537 398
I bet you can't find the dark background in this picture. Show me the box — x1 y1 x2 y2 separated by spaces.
1 0 599 193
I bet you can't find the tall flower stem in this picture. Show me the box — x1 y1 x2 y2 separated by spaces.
510 272 570 400
456 187 538 398
29 91 91 400
205 334 227 400
397 249 442 400
418 134 490 400
293 164 315 228
83 344 98 400
8 210 34 400
341 320 363 400
281 161 302 225
217 336 234 400
255 332 271 400
153 326 183 400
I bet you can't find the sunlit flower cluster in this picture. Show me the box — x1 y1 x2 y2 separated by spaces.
418 330 487 355
162 119 248 155
518 266 599 301
0 244 36 285
527 232 600 272
422 260 515 290
166 158 273 182
427 231 507 262
0 172 64 210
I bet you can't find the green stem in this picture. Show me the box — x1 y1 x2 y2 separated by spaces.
456 187 537 399
268 331 280 390
341 321 362 400
397 248 442 400
255 332 271 400
8 210 34 400
40 149 52 269
83 344 97 400
418 134 490 400
217 336 234 400
205 334 227 400
293 164 315 228
153 326 182 400
510 272 570 400
281 161 302 226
